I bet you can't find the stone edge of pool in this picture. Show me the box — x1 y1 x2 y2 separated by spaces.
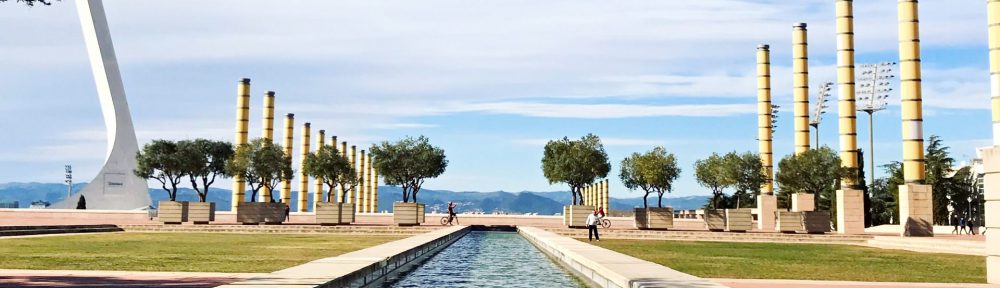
217 225 728 288
518 226 729 288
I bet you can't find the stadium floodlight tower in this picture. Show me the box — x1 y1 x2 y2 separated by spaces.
856 62 895 190
52 0 151 209
809 82 833 148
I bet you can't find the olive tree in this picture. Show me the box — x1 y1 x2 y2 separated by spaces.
225 138 294 202
725 151 767 208
134 140 187 201
369 135 447 203
303 145 356 203
178 139 233 202
775 146 853 210
542 134 611 205
619 147 680 208
694 153 732 209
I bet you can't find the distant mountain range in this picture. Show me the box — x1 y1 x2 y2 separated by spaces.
0 182 709 214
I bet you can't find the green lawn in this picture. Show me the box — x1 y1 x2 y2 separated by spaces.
589 239 985 283
0 232 404 273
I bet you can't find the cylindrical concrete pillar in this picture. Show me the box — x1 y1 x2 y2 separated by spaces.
757 44 774 195
836 0 859 184
603 179 610 212
350 145 357 204
358 150 366 212
366 155 373 213
262 91 275 141
298 123 311 212
986 2 1000 282
232 78 251 210
898 0 925 183
373 167 379 213
313 130 325 207
793 23 811 155
991 0 1000 144
330 135 338 202
280 113 294 205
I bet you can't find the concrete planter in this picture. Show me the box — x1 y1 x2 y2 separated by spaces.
725 208 753 232
393 202 425 226
315 202 343 226
633 208 649 229
645 207 674 230
564 205 595 228
803 211 832 234
187 202 215 224
777 211 804 233
237 202 288 224
705 209 726 231
157 201 188 224
339 204 356 224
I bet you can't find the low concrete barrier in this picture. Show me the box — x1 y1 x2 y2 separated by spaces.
519 226 728 288
217 225 469 287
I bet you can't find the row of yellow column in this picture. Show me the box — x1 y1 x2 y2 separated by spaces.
230 78 380 213
582 179 609 211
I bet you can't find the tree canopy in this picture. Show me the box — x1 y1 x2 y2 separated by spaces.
303 145 356 203
1 0 58 6
725 151 766 208
775 146 853 210
694 153 731 209
369 135 447 203
178 139 233 202
225 138 293 203
134 140 187 201
542 134 611 205
619 147 680 208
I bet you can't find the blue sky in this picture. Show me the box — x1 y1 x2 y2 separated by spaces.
0 0 992 199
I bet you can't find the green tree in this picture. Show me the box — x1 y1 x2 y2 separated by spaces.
1 0 58 6
225 138 294 203
619 147 681 208
303 145 355 203
75 195 86 210
774 146 853 210
542 134 611 205
725 151 766 209
924 135 956 224
694 153 732 209
134 140 187 201
178 139 234 202
369 135 447 203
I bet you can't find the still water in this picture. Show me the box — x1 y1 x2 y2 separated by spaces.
388 231 582 288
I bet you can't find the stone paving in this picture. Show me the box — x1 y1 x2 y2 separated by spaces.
711 278 997 288
0 269 262 288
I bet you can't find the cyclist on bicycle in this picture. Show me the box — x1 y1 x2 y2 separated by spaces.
447 201 458 225
597 206 605 218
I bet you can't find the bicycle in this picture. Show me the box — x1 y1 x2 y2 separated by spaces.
440 214 459 225
600 218 611 229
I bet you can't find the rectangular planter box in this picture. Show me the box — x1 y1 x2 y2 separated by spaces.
633 208 649 229
393 202 425 226
725 208 753 232
237 202 287 224
339 204 356 224
315 202 342 226
564 205 595 228
705 209 726 231
187 202 216 224
777 211 804 233
646 207 674 230
803 211 832 234
158 201 188 224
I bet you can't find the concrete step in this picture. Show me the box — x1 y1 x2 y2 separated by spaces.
0 225 123 237
547 229 872 244
118 224 440 235
866 236 984 255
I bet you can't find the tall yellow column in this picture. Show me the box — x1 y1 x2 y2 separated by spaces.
313 130 325 207
835 0 865 234
604 179 610 211
897 0 932 237
366 155 373 213
350 145 357 205
757 44 774 194
338 141 347 203
792 23 810 155
373 167 379 213
330 135 338 202
232 78 251 210
987 1 1000 283
298 123 311 212
358 150 366 212
280 113 294 205
260 91 276 202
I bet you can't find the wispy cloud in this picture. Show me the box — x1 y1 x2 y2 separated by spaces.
513 137 671 147
456 102 755 118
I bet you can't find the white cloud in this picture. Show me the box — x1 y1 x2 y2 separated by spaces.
513 137 671 147
457 102 755 118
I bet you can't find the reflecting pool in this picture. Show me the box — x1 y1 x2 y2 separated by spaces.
387 231 582 288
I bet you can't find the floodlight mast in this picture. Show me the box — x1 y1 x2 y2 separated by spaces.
856 62 895 188
810 82 833 148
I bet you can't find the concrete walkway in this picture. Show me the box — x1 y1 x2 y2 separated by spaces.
712 278 998 288
0 269 262 287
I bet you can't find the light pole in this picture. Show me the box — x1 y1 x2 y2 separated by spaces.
856 62 895 188
810 82 833 149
